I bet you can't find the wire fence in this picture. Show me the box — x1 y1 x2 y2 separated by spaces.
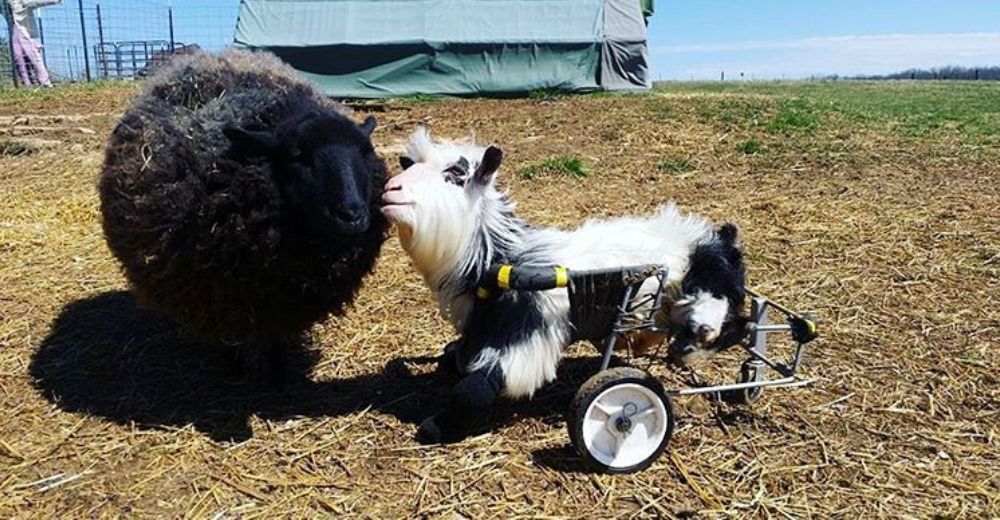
1 0 239 89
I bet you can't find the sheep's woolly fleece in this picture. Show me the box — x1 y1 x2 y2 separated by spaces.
98 50 387 347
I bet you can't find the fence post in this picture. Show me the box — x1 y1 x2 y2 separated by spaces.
168 5 175 53
4 2 19 88
96 3 105 77
37 15 47 67
77 0 91 81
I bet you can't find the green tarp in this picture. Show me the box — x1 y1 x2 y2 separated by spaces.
234 0 651 98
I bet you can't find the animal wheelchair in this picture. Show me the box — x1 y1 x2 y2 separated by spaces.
479 263 818 474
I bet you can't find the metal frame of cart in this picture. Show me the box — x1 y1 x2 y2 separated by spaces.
481 263 818 473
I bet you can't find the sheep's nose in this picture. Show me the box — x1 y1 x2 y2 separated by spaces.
384 181 402 193
337 202 366 223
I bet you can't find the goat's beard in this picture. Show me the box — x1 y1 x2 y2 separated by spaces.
395 211 474 290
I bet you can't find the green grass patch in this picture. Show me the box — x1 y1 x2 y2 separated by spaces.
654 80 1000 143
0 79 132 100
658 155 696 174
519 155 588 179
767 98 823 133
689 96 771 129
394 93 445 103
529 88 570 101
718 98 768 128
650 101 677 122
0 139 35 156
737 138 762 155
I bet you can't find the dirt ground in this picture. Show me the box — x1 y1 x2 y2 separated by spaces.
1 82 998 518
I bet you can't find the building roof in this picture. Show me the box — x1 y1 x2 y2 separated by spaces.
235 0 639 48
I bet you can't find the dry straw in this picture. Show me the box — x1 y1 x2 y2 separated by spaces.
0 83 997 517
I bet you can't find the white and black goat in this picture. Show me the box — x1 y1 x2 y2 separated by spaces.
381 128 747 443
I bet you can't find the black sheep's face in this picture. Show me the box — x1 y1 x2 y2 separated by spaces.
224 114 379 237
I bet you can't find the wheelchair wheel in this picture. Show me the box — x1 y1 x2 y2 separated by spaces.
724 360 765 405
568 367 674 474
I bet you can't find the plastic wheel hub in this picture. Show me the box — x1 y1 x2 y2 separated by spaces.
582 383 668 469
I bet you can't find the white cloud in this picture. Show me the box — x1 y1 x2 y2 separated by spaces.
652 33 1000 79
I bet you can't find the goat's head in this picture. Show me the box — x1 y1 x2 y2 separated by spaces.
669 223 750 366
381 127 504 279
224 111 379 237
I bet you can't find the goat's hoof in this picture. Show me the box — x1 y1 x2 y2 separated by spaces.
416 416 443 445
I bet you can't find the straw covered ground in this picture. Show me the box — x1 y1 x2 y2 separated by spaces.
1 80 997 517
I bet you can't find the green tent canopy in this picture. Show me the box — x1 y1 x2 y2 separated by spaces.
234 0 652 98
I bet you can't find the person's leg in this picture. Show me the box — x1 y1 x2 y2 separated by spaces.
10 26 33 87
25 37 51 87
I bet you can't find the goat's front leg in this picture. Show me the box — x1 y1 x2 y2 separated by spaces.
416 366 504 444
436 337 464 380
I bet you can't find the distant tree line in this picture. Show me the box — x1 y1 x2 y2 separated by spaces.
818 66 1000 81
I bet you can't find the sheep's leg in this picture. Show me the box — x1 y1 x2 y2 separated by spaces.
225 342 287 387
416 366 504 444
265 341 288 389
225 345 250 381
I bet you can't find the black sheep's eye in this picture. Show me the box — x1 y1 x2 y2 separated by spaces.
289 148 301 158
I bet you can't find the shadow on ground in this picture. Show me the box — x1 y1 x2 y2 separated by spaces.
30 291 607 445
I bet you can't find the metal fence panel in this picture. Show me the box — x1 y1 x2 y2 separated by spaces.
1 0 239 90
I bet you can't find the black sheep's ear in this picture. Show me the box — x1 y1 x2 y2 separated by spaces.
473 145 503 184
358 116 377 137
223 125 278 156
399 155 415 170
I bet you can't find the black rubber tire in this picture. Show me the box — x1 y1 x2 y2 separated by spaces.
724 361 765 405
567 367 674 474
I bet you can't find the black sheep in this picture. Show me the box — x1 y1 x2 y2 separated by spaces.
99 50 387 381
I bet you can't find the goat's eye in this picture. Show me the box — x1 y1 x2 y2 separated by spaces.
444 166 467 186
289 148 301 158
444 157 470 186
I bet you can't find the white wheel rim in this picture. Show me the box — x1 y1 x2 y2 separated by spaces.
581 383 668 469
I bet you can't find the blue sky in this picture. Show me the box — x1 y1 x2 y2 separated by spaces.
24 0 1000 81
649 0 1000 79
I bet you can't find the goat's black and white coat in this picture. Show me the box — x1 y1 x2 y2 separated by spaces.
382 128 746 443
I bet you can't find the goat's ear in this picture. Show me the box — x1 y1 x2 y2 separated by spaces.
473 145 503 184
358 116 377 137
223 125 278 155
399 155 415 170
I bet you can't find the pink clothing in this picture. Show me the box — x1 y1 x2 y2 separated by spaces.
8 0 62 39
11 22 51 87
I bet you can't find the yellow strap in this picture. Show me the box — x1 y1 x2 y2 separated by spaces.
497 265 512 290
554 266 568 288
476 287 491 299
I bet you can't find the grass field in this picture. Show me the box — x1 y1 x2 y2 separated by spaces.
1 80 998 517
